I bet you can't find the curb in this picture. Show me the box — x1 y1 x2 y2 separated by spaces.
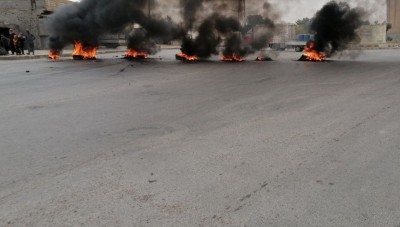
0 50 126 61
0 48 181 61
0 55 44 60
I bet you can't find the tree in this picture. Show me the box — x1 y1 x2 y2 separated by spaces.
295 17 312 34
387 23 392 32
242 15 264 34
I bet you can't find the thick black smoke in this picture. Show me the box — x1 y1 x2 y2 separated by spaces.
180 17 220 58
179 0 277 59
181 14 242 58
311 1 365 56
47 0 181 53
126 17 182 53
126 29 157 54
180 0 205 31
47 0 149 50
48 0 277 58
249 2 276 51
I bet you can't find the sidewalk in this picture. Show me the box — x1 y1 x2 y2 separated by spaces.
0 45 180 60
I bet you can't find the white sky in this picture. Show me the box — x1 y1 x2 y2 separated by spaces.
68 0 387 23
269 0 387 23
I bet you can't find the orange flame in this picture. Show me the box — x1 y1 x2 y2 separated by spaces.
125 49 148 59
72 41 97 59
221 53 244 62
303 41 326 61
303 50 326 61
48 49 61 60
176 53 199 61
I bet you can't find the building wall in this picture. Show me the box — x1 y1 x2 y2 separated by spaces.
358 24 387 44
0 0 72 49
0 0 45 33
387 0 400 40
270 23 296 43
45 0 72 11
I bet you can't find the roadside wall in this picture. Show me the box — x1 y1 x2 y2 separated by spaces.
358 24 387 46
387 0 400 41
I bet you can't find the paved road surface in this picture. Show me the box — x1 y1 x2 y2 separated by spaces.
0 50 400 226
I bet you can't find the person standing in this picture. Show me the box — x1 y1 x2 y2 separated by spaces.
31 0 37 9
0 34 10 54
13 34 20 55
26 30 36 55
9 29 16 55
17 33 26 55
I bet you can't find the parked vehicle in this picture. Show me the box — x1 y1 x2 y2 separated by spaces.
284 34 315 52
244 23 315 52
99 33 126 48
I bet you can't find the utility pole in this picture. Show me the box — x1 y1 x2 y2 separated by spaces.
148 0 151 17
243 0 246 25
238 0 241 23
237 0 246 25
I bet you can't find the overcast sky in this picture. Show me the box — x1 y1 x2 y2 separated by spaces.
269 0 386 23
68 0 387 23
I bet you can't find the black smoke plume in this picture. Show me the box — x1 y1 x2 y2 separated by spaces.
248 2 276 51
179 0 277 59
126 17 182 54
180 14 242 59
126 29 157 54
180 0 205 31
311 1 365 56
47 0 150 50
180 17 220 58
224 2 277 58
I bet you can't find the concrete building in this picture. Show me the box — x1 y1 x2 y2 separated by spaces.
45 0 72 11
387 0 400 41
358 24 387 45
0 0 72 49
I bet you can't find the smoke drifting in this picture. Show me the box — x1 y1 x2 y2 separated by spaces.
179 0 277 59
47 0 148 50
180 14 242 58
47 0 181 54
180 0 204 31
127 17 182 54
47 0 278 59
246 2 277 53
311 1 365 56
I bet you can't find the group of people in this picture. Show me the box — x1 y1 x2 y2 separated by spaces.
0 29 36 55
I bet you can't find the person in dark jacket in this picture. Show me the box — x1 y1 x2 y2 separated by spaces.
17 33 26 55
26 30 36 55
0 34 10 55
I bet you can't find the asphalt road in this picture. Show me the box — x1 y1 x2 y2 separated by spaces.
0 50 400 226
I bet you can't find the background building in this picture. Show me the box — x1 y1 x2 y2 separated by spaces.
45 0 72 11
387 0 400 41
0 0 72 49
358 24 387 45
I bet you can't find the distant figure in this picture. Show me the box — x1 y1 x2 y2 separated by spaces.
0 34 10 54
31 0 36 9
26 30 36 55
9 29 16 55
17 33 26 55
13 33 20 55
